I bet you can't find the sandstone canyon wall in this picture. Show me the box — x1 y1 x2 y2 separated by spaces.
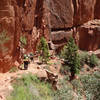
45 0 100 51
0 0 100 72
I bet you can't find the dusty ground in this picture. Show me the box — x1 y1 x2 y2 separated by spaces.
0 58 61 100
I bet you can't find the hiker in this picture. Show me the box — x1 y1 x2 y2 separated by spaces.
28 52 34 63
23 54 29 70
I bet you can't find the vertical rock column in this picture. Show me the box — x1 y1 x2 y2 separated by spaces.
0 0 15 72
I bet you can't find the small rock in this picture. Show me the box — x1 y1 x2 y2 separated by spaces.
14 61 20 67
8 86 13 91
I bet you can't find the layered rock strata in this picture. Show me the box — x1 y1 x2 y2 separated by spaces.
0 0 100 72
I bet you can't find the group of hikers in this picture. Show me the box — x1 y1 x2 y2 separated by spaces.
17 41 35 70
17 40 55 70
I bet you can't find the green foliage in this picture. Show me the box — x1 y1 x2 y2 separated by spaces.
71 79 85 99
0 30 10 52
9 66 19 73
79 51 99 68
54 78 77 100
79 51 90 66
7 72 100 100
54 71 100 100
88 54 99 68
60 64 70 75
61 37 80 75
60 45 67 59
37 37 50 63
80 72 100 100
70 71 100 100
20 35 27 46
7 73 54 100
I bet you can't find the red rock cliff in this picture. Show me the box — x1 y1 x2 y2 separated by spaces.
0 0 100 72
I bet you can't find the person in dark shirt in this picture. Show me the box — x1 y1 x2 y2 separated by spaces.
28 52 34 63
23 55 29 70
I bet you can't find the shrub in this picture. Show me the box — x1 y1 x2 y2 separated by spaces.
60 45 67 59
71 79 85 99
60 64 70 75
61 37 80 77
80 72 100 100
71 71 100 100
54 78 75 100
20 35 27 46
7 73 54 100
37 37 50 63
9 66 19 73
88 54 99 68
79 51 90 66
54 71 100 100
79 51 99 68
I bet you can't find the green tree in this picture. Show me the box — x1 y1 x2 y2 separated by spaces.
37 37 50 63
88 54 99 68
20 35 27 47
61 37 80 79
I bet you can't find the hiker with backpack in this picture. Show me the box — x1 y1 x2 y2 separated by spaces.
23 54 30 70
28 52 34 63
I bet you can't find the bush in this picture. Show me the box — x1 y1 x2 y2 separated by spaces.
71 71 100 100
88 54 99 68
79 51 99 68
37 37 50 63
71 79 85 99
9 66 19 73
60 45 67 59
7 72 100 100
54 78 75 100
79 51 90 66
80 72 100 100
7 73 54 100
20 35 27 46
61 37 80 77
54 71 100 100
60 65 70 75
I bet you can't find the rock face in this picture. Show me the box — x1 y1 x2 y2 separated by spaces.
46 0 74 29
45 0 96 29
51 30 73 53
0 0 100 72
44 0 100 52
73 0 96 25
0 0 15 72
0 0 37 72
94 0 100 19
77 20 100 51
